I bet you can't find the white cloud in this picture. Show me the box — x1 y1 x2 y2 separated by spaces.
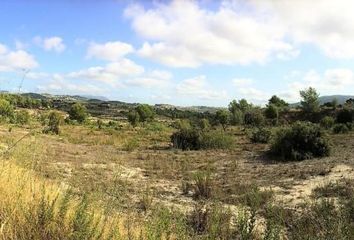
253 0 354 59
125 1 294 68
232 78 253 87
0 43 38 72
126 0 354 67
125 70 172 88
238 87 269 102
67 58 144 85
87 41 134 61
37 78 105 94
34 36 66 53
176 75 228 100
281 68 354 102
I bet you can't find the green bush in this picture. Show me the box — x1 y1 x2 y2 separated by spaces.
264 104 279 120
250 128 272 143
127 110 139 127
199 130 233 149
69 103 88 123
270 122 330 161
171 128 200 150
13 110 30 125
0 99 14 119
135 104 155 123
244 110 264 127
198 118 211 131
44 111 63 134
336 109 353 124
332 123 350 134
171 129 233 150
320 116 335 129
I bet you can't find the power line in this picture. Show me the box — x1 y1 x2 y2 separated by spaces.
18 68 30 94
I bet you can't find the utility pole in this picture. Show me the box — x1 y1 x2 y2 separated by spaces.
18 68 30 94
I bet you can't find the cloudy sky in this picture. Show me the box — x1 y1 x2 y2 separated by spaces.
1 0 354 106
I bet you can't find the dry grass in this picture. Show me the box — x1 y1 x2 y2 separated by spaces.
1 116 354 239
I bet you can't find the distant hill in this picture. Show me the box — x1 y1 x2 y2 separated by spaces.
291 95 354 107
318 95 354 105
154 104 222 113
79 95 110 101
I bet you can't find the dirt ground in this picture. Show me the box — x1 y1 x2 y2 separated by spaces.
1 123 354 214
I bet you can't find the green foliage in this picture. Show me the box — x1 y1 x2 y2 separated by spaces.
127 110 140 127
198 118 210 131
320 116 335 129
135 104 155 123
171 128 233 150
199 130 234 149
171 128 200 150
250 128 272 143
173 119 192 130
268 95 288 108
69 103 88 123
300 87 320 113
0 99 14 118
264 104 279 120
13 110 30 125
244 110 265 127
270 122 330 161
45 111 63 134
336 108 353 124
215 109 229 131
229 99 252 113
333 123 350 134
228 99 252 126
229 108 243 125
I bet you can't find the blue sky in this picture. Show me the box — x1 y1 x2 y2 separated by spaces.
1 0 354 106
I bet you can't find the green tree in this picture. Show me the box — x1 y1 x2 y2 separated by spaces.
229 108 243 125
300 87 320 113
69 103 88 123
127 110 140 127
331 98 338 110
228 99 251 125
135 104 155 123
268 95 288 108
215 110 230 131
264 104 279 120
228 99 252 113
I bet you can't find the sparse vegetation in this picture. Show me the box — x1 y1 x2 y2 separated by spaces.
0 89 354 239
